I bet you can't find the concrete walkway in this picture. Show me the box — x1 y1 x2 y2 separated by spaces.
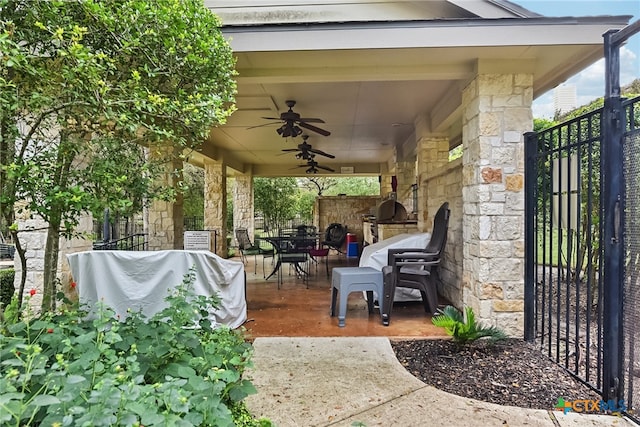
245 337 636 427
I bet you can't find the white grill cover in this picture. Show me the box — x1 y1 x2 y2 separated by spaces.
67 250 246 329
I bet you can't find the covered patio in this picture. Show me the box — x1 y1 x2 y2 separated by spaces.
238 252 448 339
187 0 630 336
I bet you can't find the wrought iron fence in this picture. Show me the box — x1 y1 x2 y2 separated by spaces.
525 108 604 392
92 233 148 251
525 95 640 420
184 216 204 231
93 216 144 241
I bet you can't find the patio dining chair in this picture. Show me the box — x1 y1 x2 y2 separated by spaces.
308 246 330 277
381 202 450 326
235 228 274 275
321 223 348 254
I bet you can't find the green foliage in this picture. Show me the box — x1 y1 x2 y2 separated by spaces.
0 271 270 426
253 177 299 230
183 163 205 218
533 117 557 132
0 268 14 309
449 145 462 161
432 305 506 345
1 0 237 311
294 191 316 224
322 177 380 196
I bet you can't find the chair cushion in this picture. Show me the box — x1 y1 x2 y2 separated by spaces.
309 248 329 256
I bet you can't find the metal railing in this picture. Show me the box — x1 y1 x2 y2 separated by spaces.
184 216 204 231
92 233 148 251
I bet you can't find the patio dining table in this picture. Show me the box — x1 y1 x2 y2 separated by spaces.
263 233 320 288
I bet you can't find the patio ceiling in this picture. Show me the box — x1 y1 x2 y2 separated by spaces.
200 1 631 177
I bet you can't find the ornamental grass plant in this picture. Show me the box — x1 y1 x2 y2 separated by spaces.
0 270 271 427
432 305 507 346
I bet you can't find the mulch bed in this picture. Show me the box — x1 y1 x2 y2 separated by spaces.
391 338 601 410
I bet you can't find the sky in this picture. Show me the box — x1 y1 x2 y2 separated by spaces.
515 0 640 118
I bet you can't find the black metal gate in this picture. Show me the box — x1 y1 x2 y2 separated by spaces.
524 106 605 388
525 20 639 420
524 93 640 421
622 95 640 422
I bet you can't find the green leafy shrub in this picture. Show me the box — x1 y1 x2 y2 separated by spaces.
432 305 506 345
0 268 15 309
0 270 271 426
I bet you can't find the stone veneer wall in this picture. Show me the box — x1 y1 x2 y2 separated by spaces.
376 222 418 241
13 214 93 310
422 158 463 308
395 160 415 210
314 196 380 246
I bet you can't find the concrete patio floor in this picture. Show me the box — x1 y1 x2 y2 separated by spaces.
240 253 448 340
245 337 636 427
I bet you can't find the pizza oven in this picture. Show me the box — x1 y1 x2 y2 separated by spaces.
375 199 408 222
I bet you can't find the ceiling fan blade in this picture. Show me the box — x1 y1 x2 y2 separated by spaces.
281 148 299 153
247 121 279 130
316 165 335 172
299 121 330 137
309 148 335 159
297 118 325 124
261 116 281 120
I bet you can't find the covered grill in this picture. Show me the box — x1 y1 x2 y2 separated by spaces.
366 199 409 244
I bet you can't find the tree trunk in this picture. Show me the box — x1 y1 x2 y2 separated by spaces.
42 213 62 313
10 229 27 310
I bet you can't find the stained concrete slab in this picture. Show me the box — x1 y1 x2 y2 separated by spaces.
245 337 636 427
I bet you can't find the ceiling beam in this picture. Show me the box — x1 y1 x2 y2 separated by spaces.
235 63 474 84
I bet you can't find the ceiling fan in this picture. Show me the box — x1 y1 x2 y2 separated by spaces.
294 156 335 174
281 135 335 160
256 100 331 137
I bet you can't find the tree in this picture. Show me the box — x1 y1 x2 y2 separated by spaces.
182 163 205 218
294 191 315 224
303 177 337 196
0 0 236 311
253 177 298 231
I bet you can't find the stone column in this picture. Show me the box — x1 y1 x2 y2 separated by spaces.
394 160 415 212
461 72 532 336
233 173 254 239
416 135 450 231
204 158 227 256
147 147 184 250
379 173 393 196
